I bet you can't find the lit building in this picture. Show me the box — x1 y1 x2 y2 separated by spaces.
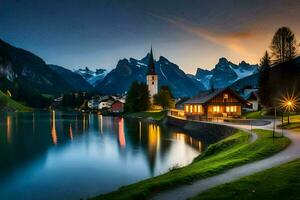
146 47 158 98
184 87 249 120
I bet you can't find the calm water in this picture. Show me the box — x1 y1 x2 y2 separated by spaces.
0 112 204 200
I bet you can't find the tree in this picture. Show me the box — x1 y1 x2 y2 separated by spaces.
125 81 150 113
153 86 175 109
270 27 298 64
258 51 271 107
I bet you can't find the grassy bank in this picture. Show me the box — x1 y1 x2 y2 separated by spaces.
242 111 266 119
193 159 300 200
92 129 290 200
0 90 32 112
125 110 167 121
278 115 300 131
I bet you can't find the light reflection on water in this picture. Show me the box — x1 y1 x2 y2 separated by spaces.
0 112 204 200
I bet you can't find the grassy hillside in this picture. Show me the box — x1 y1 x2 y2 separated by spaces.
0 90 32 111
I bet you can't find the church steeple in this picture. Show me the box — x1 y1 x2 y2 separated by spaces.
146 47 158 98
147 47 156 75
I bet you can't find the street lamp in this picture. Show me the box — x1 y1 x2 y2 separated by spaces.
279 92 300 125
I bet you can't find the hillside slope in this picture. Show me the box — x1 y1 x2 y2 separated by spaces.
0 90 31 111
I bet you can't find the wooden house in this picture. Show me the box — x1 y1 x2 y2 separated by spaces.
184 88 249 120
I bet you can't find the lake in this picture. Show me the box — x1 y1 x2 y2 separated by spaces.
0 112 206 200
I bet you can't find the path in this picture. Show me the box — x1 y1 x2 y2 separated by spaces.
151 120 300 200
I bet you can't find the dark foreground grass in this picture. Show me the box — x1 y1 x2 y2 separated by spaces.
192 159 300 200
91 129 290 200
125 110 167 121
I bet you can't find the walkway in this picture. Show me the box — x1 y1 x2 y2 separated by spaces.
151 120 300 200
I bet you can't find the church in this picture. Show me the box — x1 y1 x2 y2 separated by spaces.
146 48 158 98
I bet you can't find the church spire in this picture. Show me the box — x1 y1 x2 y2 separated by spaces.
147 46 156 75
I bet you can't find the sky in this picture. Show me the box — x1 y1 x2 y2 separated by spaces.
1 0 300 74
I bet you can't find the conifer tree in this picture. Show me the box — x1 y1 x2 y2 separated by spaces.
258 51 271 107
153 86 175 109
125 81 150 112
270 27 298 64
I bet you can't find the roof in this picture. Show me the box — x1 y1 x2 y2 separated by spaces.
147 47 156 75
184 87 248 104
244 91 259 101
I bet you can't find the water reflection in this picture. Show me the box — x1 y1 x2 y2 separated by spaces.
173 133 202 152
0 112 206 200
6 115 12 143
118 118 126 148
51 110 57 145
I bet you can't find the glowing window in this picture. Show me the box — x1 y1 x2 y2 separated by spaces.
194 105 197 113
224 94 228 99
226 106 230 112
197 105 202 113
213 106 220 113
226 106 237 112
190 105 193 113
185 105 189 112
231 106 237 112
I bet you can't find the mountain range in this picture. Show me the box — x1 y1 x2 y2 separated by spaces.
189 58 258 89
0 38 260 104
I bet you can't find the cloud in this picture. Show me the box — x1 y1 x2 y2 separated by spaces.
154 14 254 56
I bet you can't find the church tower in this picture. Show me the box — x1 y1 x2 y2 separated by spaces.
147 47 158 98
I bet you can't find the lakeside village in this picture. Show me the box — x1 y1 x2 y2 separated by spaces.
52 48 259 120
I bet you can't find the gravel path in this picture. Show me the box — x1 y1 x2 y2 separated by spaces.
151 120 300 200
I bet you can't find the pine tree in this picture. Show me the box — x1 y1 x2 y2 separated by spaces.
125 81 150 113
153 86 175 109
258 51 271 107
270 27 298 64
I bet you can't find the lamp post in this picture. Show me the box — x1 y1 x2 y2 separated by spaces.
279 92 299 128
273 105 276 138
286 101 292 124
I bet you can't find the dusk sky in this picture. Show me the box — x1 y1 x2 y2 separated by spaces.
1 0 300 73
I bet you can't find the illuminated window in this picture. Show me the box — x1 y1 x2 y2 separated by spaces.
213 106 220 113
226 106 237 112
231 106 237 112
190 105 193 113
185 105 189 112
224 94 228 99
226 106 230 112
194 105 197 113
197 105 202 113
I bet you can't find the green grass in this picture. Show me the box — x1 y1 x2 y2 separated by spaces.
0 90 32 111
192 159 300 200
278 115 300 131
242 110 266 119
92 129 290 200
125 110 167 121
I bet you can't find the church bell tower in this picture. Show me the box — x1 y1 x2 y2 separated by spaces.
146 47 158 98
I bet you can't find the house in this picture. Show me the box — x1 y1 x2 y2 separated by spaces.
110 100 125 113
175 97 189 110
87 97 100 109
98 99 114 110
184 87 250 120
243 89 259 111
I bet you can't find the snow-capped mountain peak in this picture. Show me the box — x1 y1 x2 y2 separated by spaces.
74 67 108 86
191 58 258 89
